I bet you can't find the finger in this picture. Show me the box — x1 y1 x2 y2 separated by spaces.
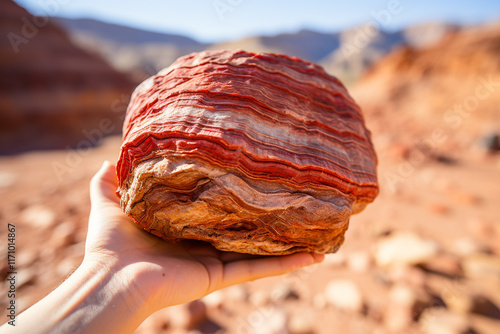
90 161 120 206
220 252 324 289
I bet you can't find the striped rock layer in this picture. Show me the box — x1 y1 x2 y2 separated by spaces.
117 50 378 255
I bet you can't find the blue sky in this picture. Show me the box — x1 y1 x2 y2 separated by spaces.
15 0 500 43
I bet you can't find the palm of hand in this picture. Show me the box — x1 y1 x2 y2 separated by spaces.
84 162 324 311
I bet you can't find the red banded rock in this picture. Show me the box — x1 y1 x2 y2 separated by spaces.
117 50 378 255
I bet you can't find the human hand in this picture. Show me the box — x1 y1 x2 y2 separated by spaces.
3 161 324 334
86 161 325 312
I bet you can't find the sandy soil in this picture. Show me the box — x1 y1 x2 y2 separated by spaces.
1 134 499 333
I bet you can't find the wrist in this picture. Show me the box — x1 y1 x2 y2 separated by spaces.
71 255 153 333
14 254 152 334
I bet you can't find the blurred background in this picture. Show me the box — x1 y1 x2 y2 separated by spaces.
1 0 500 333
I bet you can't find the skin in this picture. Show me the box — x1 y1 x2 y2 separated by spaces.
1 161 324 334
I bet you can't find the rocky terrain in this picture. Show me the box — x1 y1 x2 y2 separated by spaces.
351 21 500 160
0 0 135 154
0 1 499 333
0 125 499 334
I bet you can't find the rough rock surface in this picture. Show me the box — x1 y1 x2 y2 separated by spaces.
117 50 378 255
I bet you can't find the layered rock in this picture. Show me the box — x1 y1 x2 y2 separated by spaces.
0 0 135 154
117 50 378 255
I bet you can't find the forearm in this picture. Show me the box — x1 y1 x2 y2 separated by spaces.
1 257 151 334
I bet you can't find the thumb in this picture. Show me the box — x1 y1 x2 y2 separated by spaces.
86 161 126 253
90 160 120 207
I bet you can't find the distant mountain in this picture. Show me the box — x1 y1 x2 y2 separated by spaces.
0 0 135 154
318 22 460 85
402 22 460 49
318 25 404 85
53 18 208 82
52 16 465 88
210 24 459 86
210 29 341 63
54 18 204 46
55 20 344 81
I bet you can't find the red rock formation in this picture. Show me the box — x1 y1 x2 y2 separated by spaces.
352 22 500 150
118 50 378 255
0 0 135 153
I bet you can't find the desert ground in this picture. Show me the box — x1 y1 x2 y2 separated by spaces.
1 131 499 333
